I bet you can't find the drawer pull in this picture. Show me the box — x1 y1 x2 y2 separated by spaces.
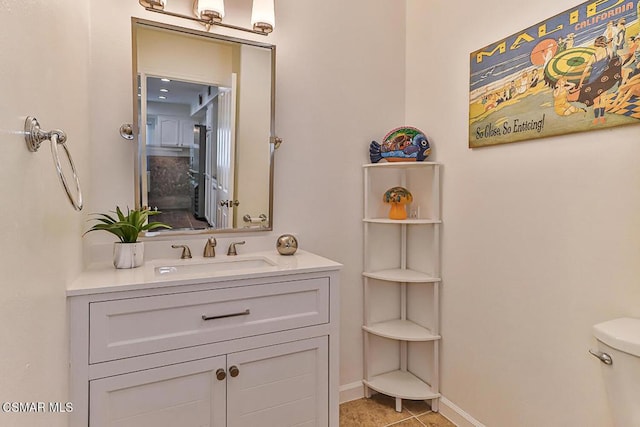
202 309 250 321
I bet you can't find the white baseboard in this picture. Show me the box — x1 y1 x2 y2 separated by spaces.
339 381 365 403
439 396 486 427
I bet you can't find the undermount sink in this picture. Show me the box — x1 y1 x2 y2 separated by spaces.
154 256 277 277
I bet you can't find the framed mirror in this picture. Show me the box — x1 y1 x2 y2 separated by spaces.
132 18 275 235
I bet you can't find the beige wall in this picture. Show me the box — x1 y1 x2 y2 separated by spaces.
0 1 91 426
270 0 407 393
235 44 272 226
407 1 640 425
137 26 233 86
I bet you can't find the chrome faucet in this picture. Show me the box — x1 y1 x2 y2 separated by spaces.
227 241 245 256
204 237 216 257
171 244 192 259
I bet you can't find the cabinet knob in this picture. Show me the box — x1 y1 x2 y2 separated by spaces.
216 368 226 381
229 365 240 377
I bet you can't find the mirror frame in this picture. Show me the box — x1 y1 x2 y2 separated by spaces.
131 17 276 236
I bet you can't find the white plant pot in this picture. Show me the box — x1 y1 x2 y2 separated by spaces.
113 242 144 269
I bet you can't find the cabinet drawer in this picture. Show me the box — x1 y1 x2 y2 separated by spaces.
89 278 329 364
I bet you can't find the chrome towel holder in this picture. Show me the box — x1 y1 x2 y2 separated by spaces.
24 116 83 211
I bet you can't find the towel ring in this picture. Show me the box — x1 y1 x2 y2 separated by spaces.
25 116 83 211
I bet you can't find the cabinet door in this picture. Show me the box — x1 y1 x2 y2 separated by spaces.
227 337 328 427
180 119 195 148
90 356 226 427
158 116 180 146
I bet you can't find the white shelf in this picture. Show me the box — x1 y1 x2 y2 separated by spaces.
363 158 441 410
363 269 440 283
363 370 440 400
363 320 440 342
363 218 441 225
363 161 440 169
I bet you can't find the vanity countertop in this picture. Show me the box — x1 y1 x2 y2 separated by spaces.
68 250 342 296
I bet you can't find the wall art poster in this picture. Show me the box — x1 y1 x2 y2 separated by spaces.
469 0 640 148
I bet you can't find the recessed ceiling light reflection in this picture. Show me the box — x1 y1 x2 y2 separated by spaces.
160 88 169 93
158 96 167 99
161 78 171 82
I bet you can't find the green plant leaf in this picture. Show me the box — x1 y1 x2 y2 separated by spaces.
115 206 126 222
84 206 172 242
142 221 172 231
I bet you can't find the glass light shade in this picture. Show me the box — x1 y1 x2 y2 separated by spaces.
197 0 225 20
139 0 166 9
251 0 275 32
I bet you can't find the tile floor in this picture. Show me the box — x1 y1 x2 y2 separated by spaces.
340 394 456 427
153 209 210 230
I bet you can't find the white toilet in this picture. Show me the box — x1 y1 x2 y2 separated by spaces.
591 317 640 427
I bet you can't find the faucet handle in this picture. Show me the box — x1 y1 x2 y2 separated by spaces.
171 244 192 259
227 241 246 256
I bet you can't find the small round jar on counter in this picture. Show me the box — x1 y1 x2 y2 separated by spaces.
276 234 298 255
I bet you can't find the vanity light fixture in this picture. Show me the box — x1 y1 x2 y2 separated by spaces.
196 0 224 22
138 0 275 36
251 0 275 33
140 0 166 8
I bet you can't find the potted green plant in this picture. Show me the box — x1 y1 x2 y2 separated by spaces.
85 206 171 269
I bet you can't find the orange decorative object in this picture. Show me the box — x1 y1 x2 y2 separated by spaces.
383 187 413 220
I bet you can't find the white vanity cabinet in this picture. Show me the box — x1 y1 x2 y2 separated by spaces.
89 338 327 427
68 253 340 427
362 162 441 412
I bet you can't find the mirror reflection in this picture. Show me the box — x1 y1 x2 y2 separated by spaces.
133 19 274 234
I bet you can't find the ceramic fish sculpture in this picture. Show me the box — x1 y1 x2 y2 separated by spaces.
370 126 431 163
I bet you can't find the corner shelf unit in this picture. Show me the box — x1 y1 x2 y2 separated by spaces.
362 161 441 413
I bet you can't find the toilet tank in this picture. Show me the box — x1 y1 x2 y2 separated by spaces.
593 317 640 427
